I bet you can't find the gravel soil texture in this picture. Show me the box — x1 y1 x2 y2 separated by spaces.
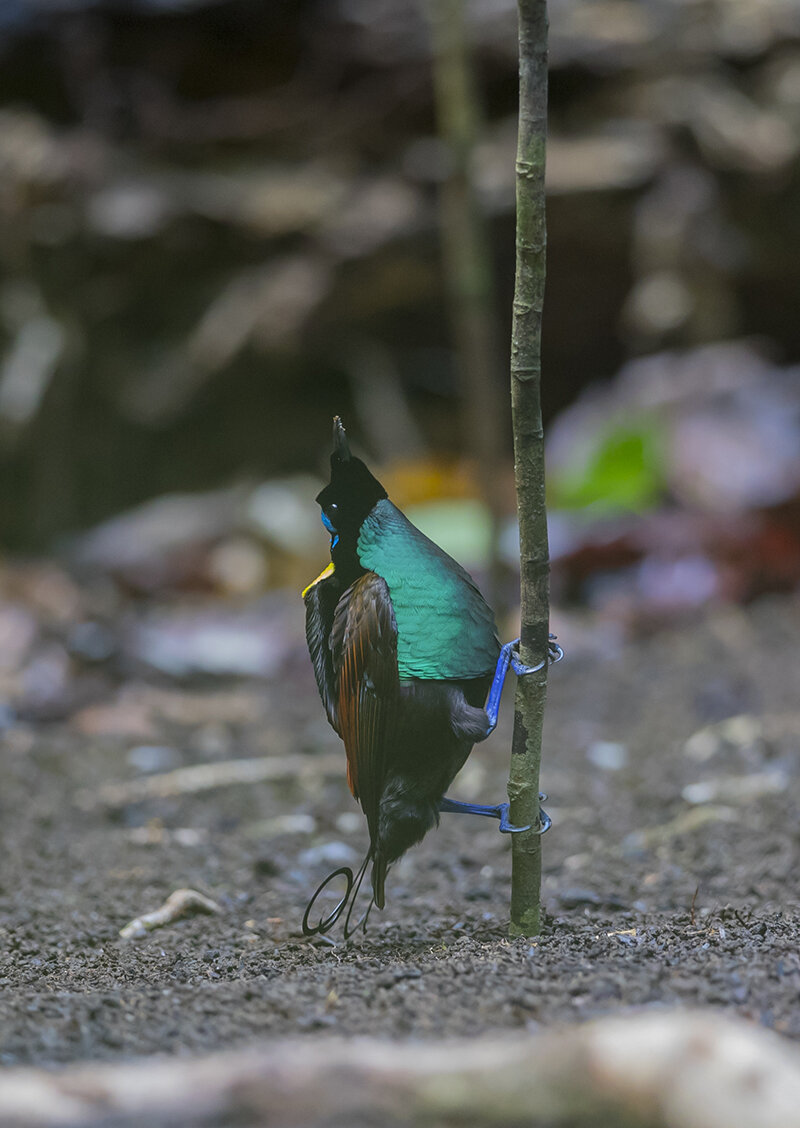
1 595 799 1066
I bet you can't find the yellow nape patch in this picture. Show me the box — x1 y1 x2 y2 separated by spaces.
302 562 335 598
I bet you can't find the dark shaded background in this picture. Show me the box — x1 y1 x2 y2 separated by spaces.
2 0 800 557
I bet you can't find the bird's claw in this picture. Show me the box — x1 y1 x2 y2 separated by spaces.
497 802 531 833
510 635 564 676
498 798 551 834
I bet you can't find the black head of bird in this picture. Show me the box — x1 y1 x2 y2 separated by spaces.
301 417 550 939
315 418 387 576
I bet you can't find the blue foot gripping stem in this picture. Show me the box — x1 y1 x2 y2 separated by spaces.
440 634 563 835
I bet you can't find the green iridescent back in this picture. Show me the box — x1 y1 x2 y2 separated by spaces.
357 499 499 680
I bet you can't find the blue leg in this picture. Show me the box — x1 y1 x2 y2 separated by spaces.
439 795 551 835
483 641 515 736
465 635 562 836
484 635 564 737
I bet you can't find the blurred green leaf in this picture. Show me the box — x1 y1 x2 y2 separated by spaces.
549 420 666 513
404 499 492 567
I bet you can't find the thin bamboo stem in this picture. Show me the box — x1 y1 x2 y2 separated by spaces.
508 0 550 938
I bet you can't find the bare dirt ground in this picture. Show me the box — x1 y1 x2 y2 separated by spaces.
1 594 799 1067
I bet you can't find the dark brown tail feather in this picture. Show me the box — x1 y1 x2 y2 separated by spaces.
371 849 387 910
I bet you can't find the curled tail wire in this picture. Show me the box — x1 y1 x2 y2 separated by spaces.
302 845 376 940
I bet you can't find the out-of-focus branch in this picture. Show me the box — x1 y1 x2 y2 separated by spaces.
428 0 507 606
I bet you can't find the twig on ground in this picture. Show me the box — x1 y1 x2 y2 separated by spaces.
623 805 737 851
77 753 343 810
119 888 222 940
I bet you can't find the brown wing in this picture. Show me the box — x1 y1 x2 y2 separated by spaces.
330 571 399 843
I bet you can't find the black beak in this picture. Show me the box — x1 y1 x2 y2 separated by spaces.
332 416 351 462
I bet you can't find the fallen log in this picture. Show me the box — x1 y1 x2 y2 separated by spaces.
1 1010 799 1127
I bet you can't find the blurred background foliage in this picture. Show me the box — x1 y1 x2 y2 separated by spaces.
1 0 799 639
